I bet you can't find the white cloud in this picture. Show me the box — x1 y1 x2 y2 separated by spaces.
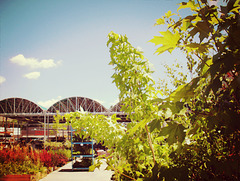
23 72 40 79
38 96 62 109
0 76 6 85
10 54 62 69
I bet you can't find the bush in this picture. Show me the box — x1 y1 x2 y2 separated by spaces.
0 144 70 176
44 140 71 160
0 145 42 176
50 150 69 167
39 150 54 168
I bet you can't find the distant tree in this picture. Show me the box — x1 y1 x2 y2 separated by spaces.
53 111 66 142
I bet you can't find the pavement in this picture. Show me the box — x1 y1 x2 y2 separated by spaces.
40 160 114 181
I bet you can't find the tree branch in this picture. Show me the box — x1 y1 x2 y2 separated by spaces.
145 124 156 164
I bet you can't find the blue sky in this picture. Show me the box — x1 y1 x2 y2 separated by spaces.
0 0 190 109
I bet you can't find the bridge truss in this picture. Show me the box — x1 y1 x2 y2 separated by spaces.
0 97 128 141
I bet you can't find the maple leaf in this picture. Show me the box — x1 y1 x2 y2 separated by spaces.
159 122 186 145
149 30 180 54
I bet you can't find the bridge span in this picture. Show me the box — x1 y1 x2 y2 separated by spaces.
0 97 128 142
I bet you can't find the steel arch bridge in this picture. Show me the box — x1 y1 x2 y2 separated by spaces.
0 96 129 141
47 97 108 114
0 96 127 123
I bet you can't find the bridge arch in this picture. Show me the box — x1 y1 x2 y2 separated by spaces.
47 96 108 113
109 102 123 113
0 97 43 114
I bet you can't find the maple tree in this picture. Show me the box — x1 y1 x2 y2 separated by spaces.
64 0 240 180
149 0 240 180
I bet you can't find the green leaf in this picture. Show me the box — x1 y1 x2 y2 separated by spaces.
189 21 211 42
197 22 211 42
230 6 240 13
185 43 209 53
165 10 176 18
149 30 180 54
127 119 149 135
159 122 186 145
181 19 192 31
201 59 212 75
159 101 185 115
155 17 165 25
89 165 96 172
188 124 200 135
184 15 197 22
151 98 164 103
167 77 200 102
177 1 198 12
138 144 144 151
230 0 240 13
149 119 162 132
189 27 198 37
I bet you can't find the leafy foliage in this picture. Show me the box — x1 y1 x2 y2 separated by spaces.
0 144 69 176
65 0 240 180
149 30 180 54
149 0 240 180
52 111 66 141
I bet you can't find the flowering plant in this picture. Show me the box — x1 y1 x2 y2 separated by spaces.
0 144 69 176
0 145 42 176
39 150 54 168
